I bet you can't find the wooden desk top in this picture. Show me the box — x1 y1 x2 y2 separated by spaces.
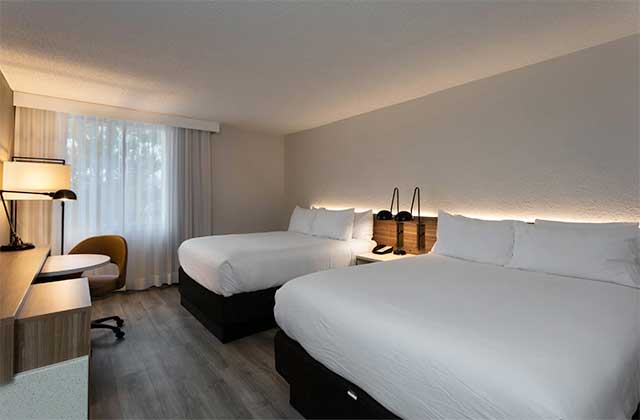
0 247 50 320
17 278 91 320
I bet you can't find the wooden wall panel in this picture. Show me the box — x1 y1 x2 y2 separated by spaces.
373 216 437 254
14 310 91 373
0 318 14 383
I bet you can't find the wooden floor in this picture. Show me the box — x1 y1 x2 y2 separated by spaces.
89 286 302 419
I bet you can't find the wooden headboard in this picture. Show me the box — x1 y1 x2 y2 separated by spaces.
373 215 437 255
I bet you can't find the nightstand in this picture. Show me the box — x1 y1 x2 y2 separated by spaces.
355 252 417 265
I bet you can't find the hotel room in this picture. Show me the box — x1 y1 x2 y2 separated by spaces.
0 1 638 419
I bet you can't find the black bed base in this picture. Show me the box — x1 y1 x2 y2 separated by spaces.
275 329 400 419
275 330 640 420
179 267 279 343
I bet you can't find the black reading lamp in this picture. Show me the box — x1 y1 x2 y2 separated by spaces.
0 189 77 252
377 187 399 220
392 187 423 222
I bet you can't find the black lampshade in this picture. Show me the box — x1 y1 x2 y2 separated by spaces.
394 210 413 222
376 210 393 220
377 187 400 220
52 189 77 201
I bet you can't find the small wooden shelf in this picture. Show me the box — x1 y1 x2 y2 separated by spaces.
14 278 92 374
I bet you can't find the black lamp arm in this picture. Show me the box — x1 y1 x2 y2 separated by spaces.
390 187 400 213
0 191 16 237
0 190 55 198
410 187 421 220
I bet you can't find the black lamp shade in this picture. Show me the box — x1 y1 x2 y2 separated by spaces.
52 189 77 201
394 210 413 222
376 210 393 220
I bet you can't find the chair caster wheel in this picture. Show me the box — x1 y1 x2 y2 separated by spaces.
116 319 124 328
115 331 125 340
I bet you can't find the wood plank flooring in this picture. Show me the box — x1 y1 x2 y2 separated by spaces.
89 286 301 419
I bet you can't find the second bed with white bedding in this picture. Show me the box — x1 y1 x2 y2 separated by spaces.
275 253 640 419
178 231 374 296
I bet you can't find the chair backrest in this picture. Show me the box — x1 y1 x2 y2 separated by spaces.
69 235 128 290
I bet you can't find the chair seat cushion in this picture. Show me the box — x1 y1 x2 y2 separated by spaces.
88 274 120 297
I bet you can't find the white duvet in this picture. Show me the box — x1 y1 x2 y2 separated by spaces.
178 231 374 296
275 253 640 419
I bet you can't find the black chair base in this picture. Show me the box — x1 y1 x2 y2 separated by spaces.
91 316 125 339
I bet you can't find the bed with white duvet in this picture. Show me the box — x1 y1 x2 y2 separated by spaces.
179 231 374 296
177 206 375 343
274 211 640 419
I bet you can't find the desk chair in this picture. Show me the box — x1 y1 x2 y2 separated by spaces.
69 235 128 339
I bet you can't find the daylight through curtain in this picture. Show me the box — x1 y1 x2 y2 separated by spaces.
13 107 214 290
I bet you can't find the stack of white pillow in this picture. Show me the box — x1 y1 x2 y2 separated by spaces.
288 206 373 241
432 209 640 288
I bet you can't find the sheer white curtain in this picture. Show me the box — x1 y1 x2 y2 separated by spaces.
14 107 215 290
64 115 179 289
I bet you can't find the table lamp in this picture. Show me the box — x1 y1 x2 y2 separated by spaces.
1 158 75 252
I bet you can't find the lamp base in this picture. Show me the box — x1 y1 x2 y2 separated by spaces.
1 242 35 252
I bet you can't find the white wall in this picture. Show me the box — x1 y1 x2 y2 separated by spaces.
0 70 14 243
285 35 639 223
213 125 286 233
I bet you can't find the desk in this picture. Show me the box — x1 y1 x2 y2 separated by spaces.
0 247 91 419
39 254 110 278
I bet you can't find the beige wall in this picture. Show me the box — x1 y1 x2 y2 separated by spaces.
0 69 15 242
213 125 286 233
285 35 639 223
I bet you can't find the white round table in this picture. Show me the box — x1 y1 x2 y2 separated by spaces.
39 254 111 278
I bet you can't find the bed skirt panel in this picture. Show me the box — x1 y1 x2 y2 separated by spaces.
178 267 278 343
274 329 399 419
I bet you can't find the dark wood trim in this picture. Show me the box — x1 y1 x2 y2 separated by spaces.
179 267 278 343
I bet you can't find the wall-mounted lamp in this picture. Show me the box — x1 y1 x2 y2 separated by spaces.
376 187 399 220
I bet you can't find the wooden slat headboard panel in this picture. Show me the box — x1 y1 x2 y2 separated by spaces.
373 215 437 255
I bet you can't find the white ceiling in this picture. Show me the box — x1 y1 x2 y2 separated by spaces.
0 1 637 135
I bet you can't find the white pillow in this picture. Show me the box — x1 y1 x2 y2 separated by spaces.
311 208 355 241
508 222 640 287
535 219 639 230
352 210 373 240
288 206 316 235
431 210 516 266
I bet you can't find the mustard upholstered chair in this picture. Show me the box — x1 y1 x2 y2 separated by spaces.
69 235 128 339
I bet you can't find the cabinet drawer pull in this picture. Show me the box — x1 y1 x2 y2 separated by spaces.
346 389 358 400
